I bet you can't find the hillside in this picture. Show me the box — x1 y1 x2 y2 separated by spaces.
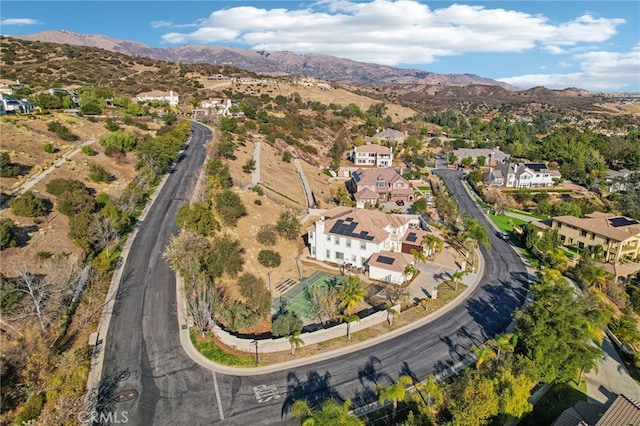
3 35 635 122
16 30 516 88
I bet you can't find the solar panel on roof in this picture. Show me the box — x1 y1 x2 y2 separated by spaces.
352 173 361 182
609 217 639 227
377 255 395 265
406 232 418 242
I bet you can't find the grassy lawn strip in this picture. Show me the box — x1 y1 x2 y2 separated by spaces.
263 184 300 204
519 380 587 426
488 214 527 232
507 209 547 220
189 328 256 367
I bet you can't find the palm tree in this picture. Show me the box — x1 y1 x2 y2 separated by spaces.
291 398 364 426
472 344 497 369
421 234 443 256
449 270 466 292
487 333 517 359
415 374 444 414
403 263 417 281
341 313 360 340
461 218 490 272
376 375 414 421
385 304 399 325
337 275 367 315
410 248 427 265
288 332 304 355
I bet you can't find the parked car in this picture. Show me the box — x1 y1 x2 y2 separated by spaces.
498 231 510 241
395 200 405 206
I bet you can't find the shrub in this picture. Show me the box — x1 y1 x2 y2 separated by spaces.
12 393 44 425
0 218 18 250
36 251 53 259
258 249 281 267
81 145 97 156
88 163 112 183
47 121 78 141
0 152 24 177
57 189 95 216
251 185 264 196
276 211 301 240
104 117 120 131
256 225 277 246
46 178 88 195
43 143 56 153
254 199 262 206
9 191 50 217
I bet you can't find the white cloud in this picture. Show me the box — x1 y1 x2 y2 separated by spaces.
1 18 38 26
498 45 640 91
151 20 172 28
159 0 625 66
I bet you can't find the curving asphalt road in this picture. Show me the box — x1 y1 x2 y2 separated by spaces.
98 123 533 425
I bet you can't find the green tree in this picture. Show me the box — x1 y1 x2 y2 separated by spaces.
242 158 256 174
446 372 500 426
291 399 363 426
282 150 293 163
238 273 271 322
258 249 281 267
337 275 367 314
206 234 244 278
411 198 428 215
472 344 497 369
0 218 18 250
421 234 443 255
341 313 360 340
495 366 534 419
99 130 137 152
88 163 112 183
213 189 246 226
514 269 610 384
275 211 301 240
272 312 303 338
176 203 218 236
9 191 50 217
376 375 414 421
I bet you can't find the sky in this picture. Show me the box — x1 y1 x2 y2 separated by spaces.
1 1 639 92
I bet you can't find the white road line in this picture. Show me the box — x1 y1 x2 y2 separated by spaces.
212 371 225 420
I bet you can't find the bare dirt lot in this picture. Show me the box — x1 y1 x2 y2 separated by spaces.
0 114 150 277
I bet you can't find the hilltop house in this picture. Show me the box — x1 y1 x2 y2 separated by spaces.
350 144 393 167
603 169 633 193
349 168 414 207
486 162 562 188
307 207 426 283
453 147 510 166
136 90 179 106
366 128 406 145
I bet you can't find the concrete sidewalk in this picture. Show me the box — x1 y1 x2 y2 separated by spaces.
586 336 640 405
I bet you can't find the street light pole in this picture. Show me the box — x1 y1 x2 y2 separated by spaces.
251 339 259 365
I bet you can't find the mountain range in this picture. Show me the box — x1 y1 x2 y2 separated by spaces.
16 30 516 89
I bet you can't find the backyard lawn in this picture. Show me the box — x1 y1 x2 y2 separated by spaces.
489 214 527 232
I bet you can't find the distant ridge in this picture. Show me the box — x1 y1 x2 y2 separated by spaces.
15 30 518 89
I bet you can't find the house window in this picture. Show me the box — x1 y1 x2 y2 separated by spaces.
335 237 340 246
360 241 366 250
326 250 331 258
310 247 315 256
327 235 331 242
309 231 314 240
578 242 584 249
376 182 388 188
351 255 357 262
397 183 403 188
361 257 367 265
580 230 587 237
345 238 351 248
560 235 566 242
336 252 344 260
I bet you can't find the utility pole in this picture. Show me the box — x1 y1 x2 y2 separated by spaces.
251 340 259 365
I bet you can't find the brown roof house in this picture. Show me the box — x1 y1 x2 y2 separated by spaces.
368 251 415 284
349 168 414 207
532 212 640 275
307 207 411 269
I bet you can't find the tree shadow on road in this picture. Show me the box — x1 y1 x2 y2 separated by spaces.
280 370 344 419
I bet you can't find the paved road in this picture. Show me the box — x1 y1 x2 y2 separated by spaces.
98 136 533 425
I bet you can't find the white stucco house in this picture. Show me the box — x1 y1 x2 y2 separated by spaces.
486 163 561 188
350 144 393 167
136 90 180 106
307 206 411 269
307 207 432 284
368 251 414 284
